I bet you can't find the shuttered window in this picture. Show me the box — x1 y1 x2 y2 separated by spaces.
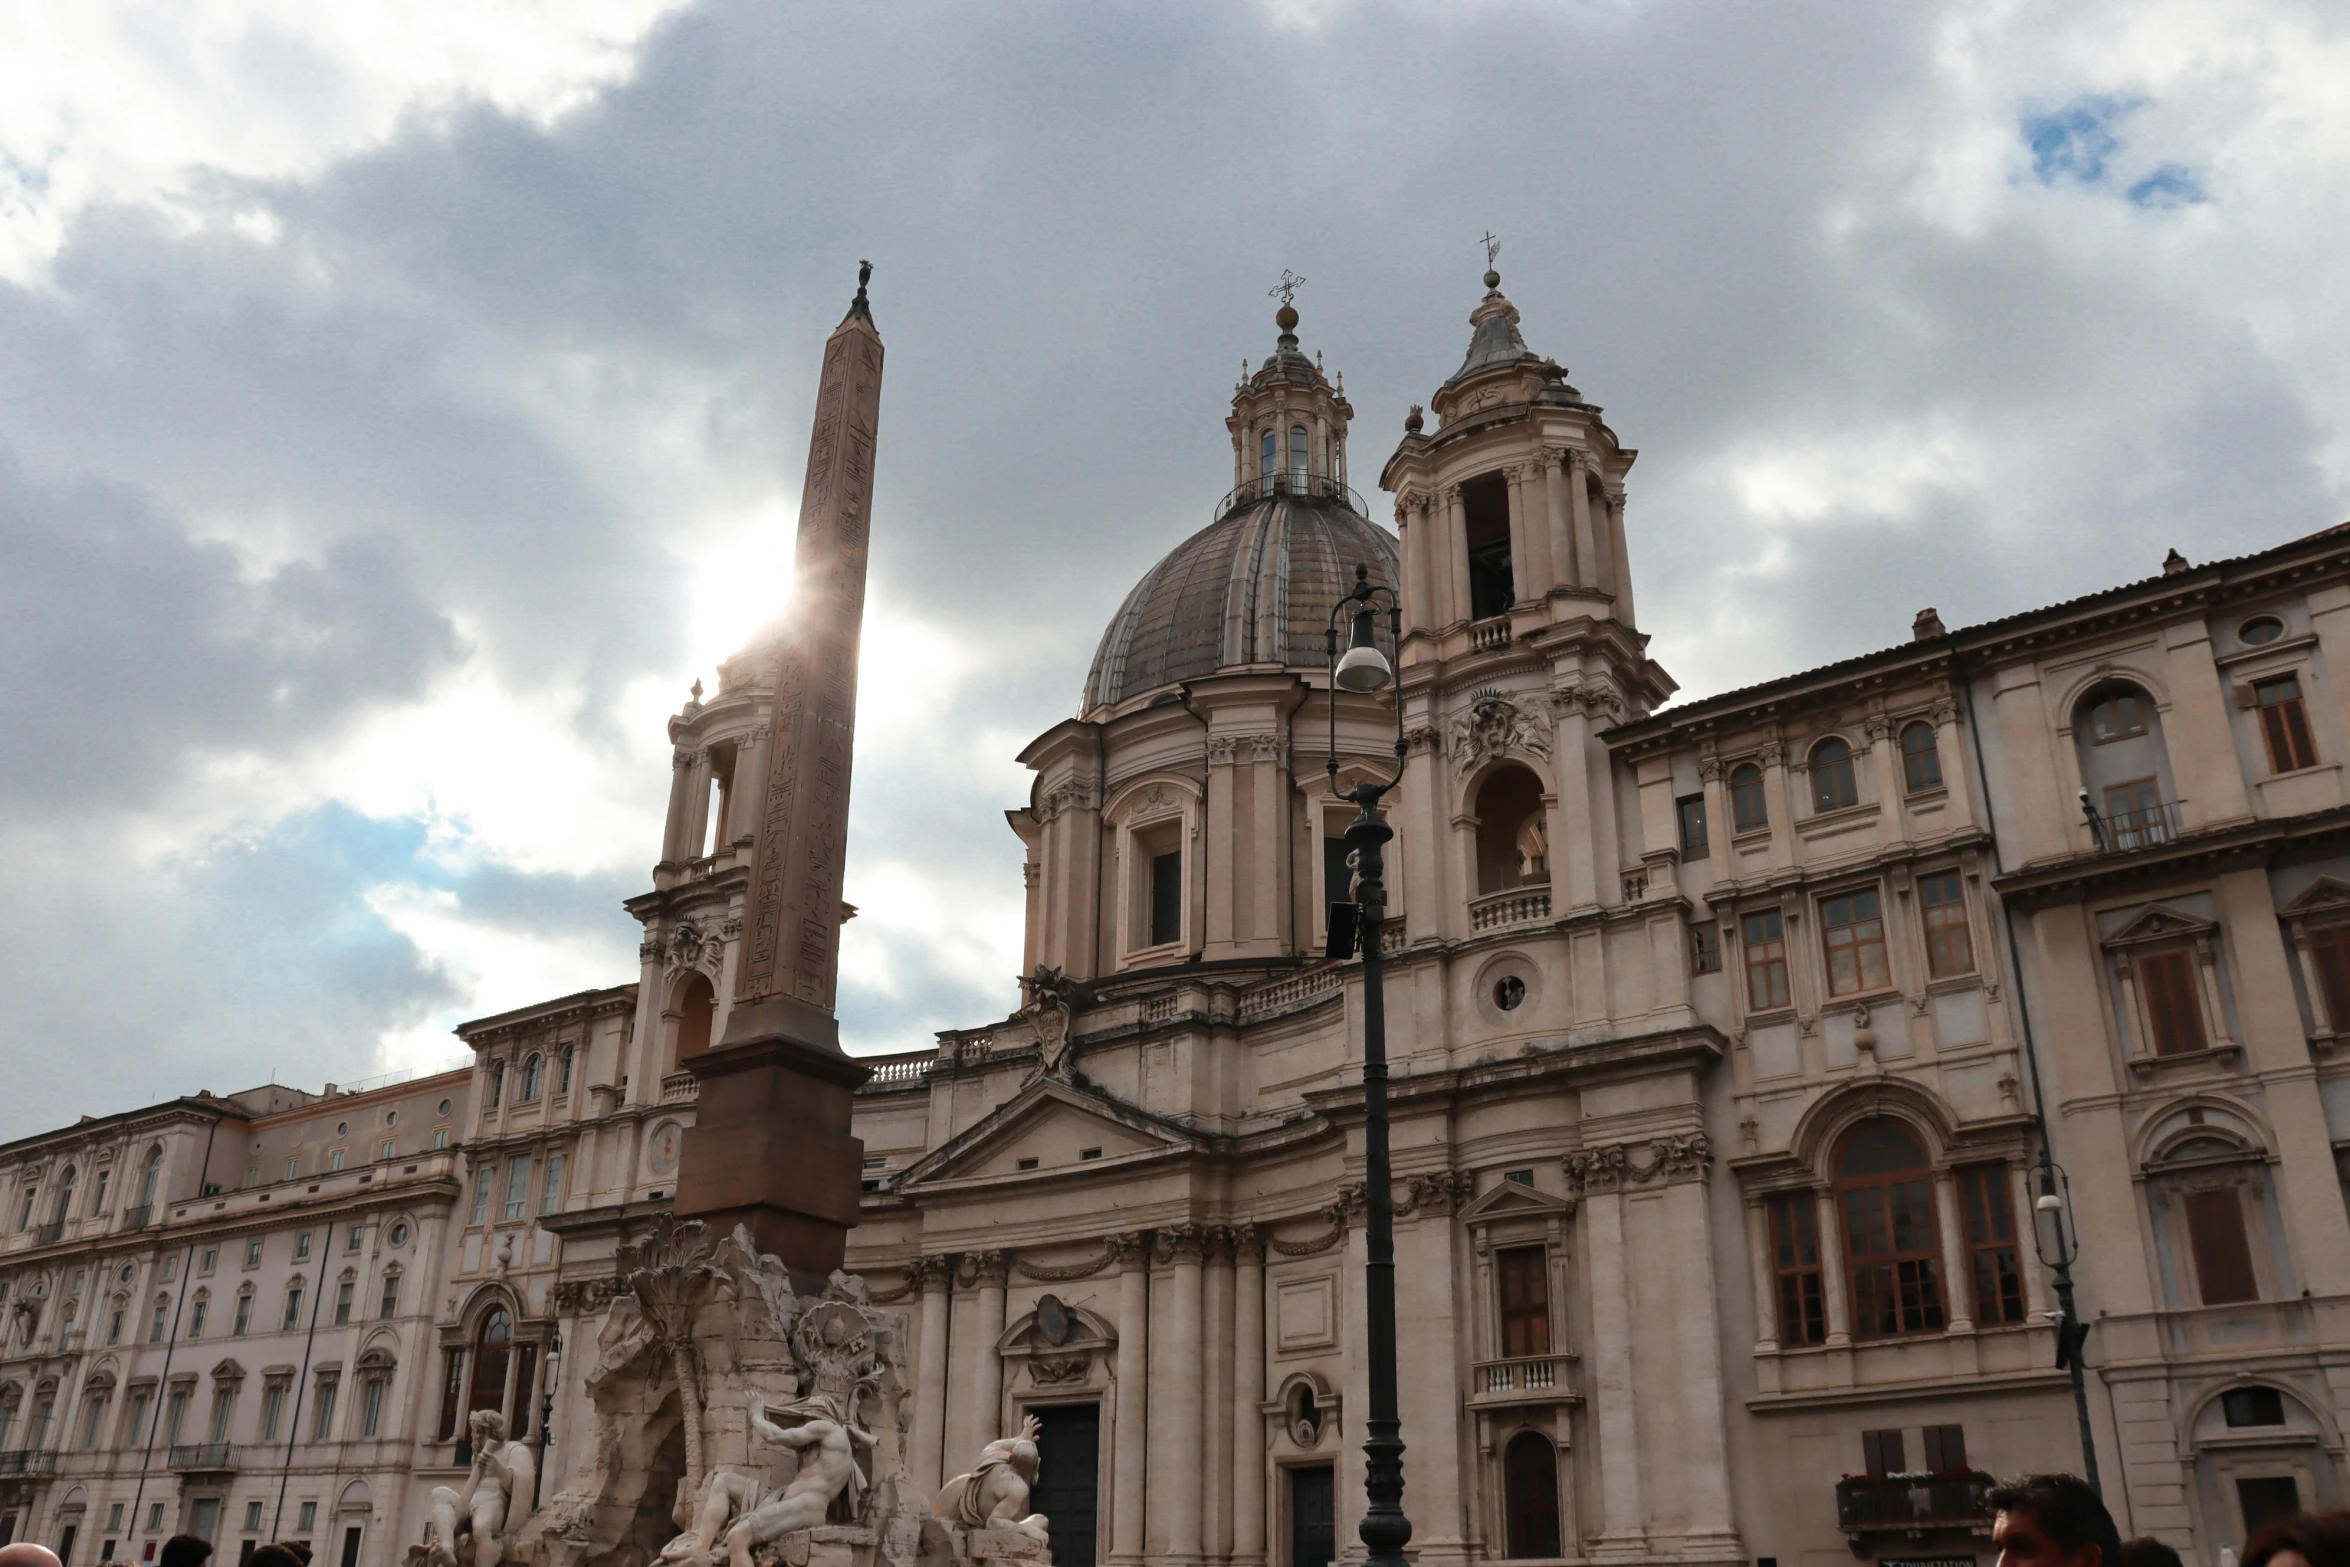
1862 1428 1905 1478
2182 1189 2259 1305
2310 923 2350 1030
1956 1166 2027 1325
2254 675 2318 772
2139 950 2207 1056
1495 1246 1551 1358
1767 1193 1826 1346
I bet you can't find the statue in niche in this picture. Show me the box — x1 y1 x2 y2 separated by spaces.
661 1393 875 1567
423 1409 537 1567
931 1416 1049 1546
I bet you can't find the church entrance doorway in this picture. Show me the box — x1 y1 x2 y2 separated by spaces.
1030 1403 1099 1567
1289 1465 1335 1567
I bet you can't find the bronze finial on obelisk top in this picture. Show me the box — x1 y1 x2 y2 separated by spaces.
674 263 883 1282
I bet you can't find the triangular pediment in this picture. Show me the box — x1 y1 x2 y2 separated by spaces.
1457 1178 1575 1224
2281 876 2350 917
2106 903 2217 948
894 1078 1197 1191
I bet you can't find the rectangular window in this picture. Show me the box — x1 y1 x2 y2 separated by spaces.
80 1395 107 1450
379 1141 394 1161
1731 766 1768 832
190 1499 220 1544
1862 1428 1906 1478
360 1378 384 1440
1150 849 1183 948
294 1232 311 1259
471 1169 493 1225
107 1309 122 1345
2223 1387 2285 1427
433 1129 450 1151
243 1504 263 1535
109 1505 124 1533
2310 924 2350 1031
232 1294 251 1336
540 1153 566 1216
1690 923 1721 975
503 1155 533 1221
1956 1166 2027 1325
283 1156 299 1181
347 1225 362 1252
2139 949 2208 1056
245 1240 262 1267
1923 1424 1968 1473
150 1303 167 1342
328 1150 345 1172
298 1503 316 1534
2255 674 2318 772
1676 794 1709 855
1462 472 1514 620
1821 887 1891 996
1494 1246 1551 1358
164 1388 189 1445
1743 910 1789 1010
436 1350 466 1441
1844 1179 1946 1337
123 1391 149 1450
208 1389 233 1442
1920 870 1975 979
282 1287 303 1331
188 1300 206 1338
312 1380 337 1442
378 1275 399 1320
200 1248 217 1274
1766 1193 1826 1347
149 1504 166 1534
2182 1188 2259 1305
2104 777 2167 848
261 1383 284 1443
333 1282 354 1326
511 1343 538 1440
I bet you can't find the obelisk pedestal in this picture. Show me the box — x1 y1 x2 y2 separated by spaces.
675 267 882 1281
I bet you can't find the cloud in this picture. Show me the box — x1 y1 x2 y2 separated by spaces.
4 0 2350 1135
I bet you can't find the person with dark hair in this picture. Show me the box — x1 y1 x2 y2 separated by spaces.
274 1547 311 1567
157 1539 214 1567
1990 1474 2124 1567
248 1547 303 1567
2119 1538 2186 1567
2243 1512 2350 1567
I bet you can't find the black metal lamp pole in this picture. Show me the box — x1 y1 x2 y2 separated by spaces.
1324 564 1411 1567
534 1332 562 1510
2030 1149 2101 1493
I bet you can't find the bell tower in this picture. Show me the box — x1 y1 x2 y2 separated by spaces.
1226 272 1355 507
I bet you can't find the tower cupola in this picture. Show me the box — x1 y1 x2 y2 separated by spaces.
1225 279 1356 505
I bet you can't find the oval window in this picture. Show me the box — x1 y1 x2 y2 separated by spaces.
438 1099 452 1117
2240 616 2284 646
1494 976 1527 1012
335 1121 348 1136
388 1223 409 1247
385 1111 398 1127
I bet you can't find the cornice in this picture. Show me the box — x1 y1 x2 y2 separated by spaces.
1993 804 2350 909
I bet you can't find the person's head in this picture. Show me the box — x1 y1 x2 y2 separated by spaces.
1991 1474 2124 1567
2119 1538 2186 1567
158 1538 214 1567
2243 1512 2350 1567
0 1543 66 1567
279 1543 313 1567
249 1546 304 1567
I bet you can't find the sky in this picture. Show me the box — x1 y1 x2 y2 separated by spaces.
3 0 2347 1138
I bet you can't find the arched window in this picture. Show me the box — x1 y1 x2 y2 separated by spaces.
2086 685 2149 743
0 1385 17 1449
2074 680 2173 849
469 1308 512 1421
674 973 718 1065
1730 763 1767 832
1502 1430 1562 1558
1260 429 1276 490
1900 721 1942 793
518 1054 541 1104
556 1047 574 1097
137 1148 163 1209
1290 425 1308 490
1474 766 1548 895
1836 1120 1946 1337
1810 738 1858 812
487 1061 505 1110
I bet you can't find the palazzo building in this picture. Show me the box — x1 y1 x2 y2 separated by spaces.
5 272 2350 1567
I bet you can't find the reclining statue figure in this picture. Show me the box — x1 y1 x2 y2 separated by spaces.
425 1410 538 1567
660 1394 873 1567
931 1416 1049 1545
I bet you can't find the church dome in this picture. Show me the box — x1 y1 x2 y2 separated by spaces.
1082 487 1399 715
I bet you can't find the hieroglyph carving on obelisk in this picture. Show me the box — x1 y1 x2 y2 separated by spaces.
738 264 884 1014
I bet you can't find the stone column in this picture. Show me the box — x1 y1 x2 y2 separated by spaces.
1250 736 1286 951
1204 1231 1236 1563
1865 713 1903 836
1443 485 1472 625
1399 496 1428 637
681 748 715 858
1934 1171 1976 1332
968 1251 1009 1464
911 1257 952 1497
1111 1234 1151 1567
1664 1178 1738 1553
1578 1183 1644 1555
1503 463 1538 605
1206 738 1239 956
660 749 695 862
1565 453 1604 608
1815 1188 1852 1347
1930 697 1973 824
1605 489 1636 624
1549 697 1600 911
1231 1226 1266 1567
1744 1196 1780 1355
727 726 773 847
1162 1225 1207 1567
1760 741 1795 872
1542 449 1576 589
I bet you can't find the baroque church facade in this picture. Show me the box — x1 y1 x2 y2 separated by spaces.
5 273 2350 1567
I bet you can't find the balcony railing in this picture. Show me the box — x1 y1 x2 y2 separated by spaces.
1835 1470 1996 1534
2088 799 2185 854
1470 887 1551 932
168 1442 237 1472
1469 617 1513 652
119 1205 151 1230
857 1054 936 1091
34 1221 61 1246
0 1450 57 1476
659 1070 700 1104
1468 1354 1581 1408
1213 470 1369 523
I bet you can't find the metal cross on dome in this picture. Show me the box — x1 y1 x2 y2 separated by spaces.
1269 269 1306 307
1482 230 1501 267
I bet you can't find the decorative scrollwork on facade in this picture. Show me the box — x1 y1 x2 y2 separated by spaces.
1012 1245 1119 1283
1405 1169 1476 1215
1450 692 1552 770
1560 1132 1714 1194
551 1277 626 1314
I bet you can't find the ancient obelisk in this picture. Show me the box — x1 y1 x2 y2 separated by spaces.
675 264 881 1280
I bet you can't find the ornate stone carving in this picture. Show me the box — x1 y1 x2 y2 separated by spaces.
1230 1221 1267 1263
1404 725 1442 756
1862 712 1895 745
1029 1354 1090 1386
1036 779 1097 825
1012 1246 1117 1284
1248 734 1286 765
1560 1131 1714 1194
1107 1232 1151 1270
1405 1170 1475 1215
1157 1223 1208 1264
931 1417 1049 1548
1206 735 1240 766
1450 692 1551 770
662 1392 875 1567
965 1251 1011 1288
909 1256 955 1292
1017 965 1088 1082
1756 740 1787 769
426 1409 536 1567
1697 752 1725 782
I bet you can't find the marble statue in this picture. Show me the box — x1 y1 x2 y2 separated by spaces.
425 1409 538 1567
661 1393 875 1567
930 1417 1048 1546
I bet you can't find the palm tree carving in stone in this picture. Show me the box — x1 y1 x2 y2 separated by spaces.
618 1215 727 1501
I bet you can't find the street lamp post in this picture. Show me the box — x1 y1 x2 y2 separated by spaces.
1323 564 1411 1567
2030 1148 2101 1493
534 1332 563 1510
